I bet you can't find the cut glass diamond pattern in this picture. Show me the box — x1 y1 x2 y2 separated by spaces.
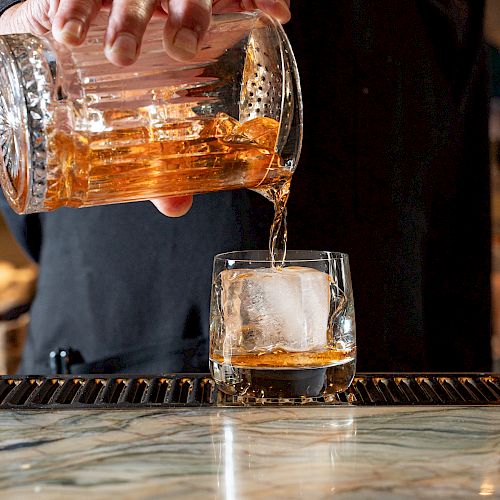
1 35 54 212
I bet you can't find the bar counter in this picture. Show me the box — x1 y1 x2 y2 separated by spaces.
0 405 498 499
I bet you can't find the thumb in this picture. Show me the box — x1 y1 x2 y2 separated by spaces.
254 0 291 24
151 195 194 217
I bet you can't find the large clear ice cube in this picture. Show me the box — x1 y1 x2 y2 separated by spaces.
220 266 331 352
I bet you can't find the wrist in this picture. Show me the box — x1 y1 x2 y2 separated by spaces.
0 2 25 34
0 0 50 36
0 0 22 16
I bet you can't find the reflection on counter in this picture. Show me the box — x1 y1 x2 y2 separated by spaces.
211 410 355 499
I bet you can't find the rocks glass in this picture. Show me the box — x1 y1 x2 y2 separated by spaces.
210 251 356 400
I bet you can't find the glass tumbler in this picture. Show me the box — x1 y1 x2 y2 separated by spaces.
210 251 356 400
0 11 302 214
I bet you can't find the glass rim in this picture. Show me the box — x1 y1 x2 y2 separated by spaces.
214 250 349 263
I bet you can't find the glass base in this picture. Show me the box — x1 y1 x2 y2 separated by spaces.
210 357 355 399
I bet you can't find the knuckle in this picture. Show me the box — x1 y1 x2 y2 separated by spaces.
24 0 52 34
110 0 156 33
169 0 211 30
123 4 149 23
58 0 100 19
186 0 212 13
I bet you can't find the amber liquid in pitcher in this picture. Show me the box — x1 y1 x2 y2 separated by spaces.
43 112 289 210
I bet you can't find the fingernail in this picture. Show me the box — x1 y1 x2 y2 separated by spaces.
60 19 84 43
108 33 138 64
173 27 198 59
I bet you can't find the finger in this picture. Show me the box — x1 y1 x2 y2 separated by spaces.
151 195 194 217
48 0 60 22
104 0 158 66
52 0 102 45
162 0 211 61
254 0 291 23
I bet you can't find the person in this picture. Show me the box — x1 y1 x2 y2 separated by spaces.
0 0 493 374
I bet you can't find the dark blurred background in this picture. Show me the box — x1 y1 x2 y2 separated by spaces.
0 13 499 373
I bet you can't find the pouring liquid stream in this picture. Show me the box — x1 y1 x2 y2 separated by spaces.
256 176 291 269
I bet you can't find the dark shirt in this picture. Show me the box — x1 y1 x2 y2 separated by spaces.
0 0 492 373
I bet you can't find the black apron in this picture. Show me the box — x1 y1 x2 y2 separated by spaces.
0 0 491 373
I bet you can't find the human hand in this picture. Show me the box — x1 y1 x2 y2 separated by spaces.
1 1 290 62
0 0 291 217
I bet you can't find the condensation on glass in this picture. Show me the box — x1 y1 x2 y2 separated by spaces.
0 12 302 214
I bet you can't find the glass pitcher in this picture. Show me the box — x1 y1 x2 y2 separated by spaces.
0 11 302 214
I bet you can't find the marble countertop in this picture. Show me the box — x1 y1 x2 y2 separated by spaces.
0 406 498 499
